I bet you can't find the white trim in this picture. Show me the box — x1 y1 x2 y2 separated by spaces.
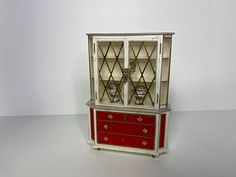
156 36 163 109
88 107 92 142
95 108 156 116
93 35 160 40
93 144 158 156
158 148 168 154
154 114 160 154
93 37 126 41
124 39 129 107
88 140 95 145
96 102 156 109
164 112 170 150
93 37 99 105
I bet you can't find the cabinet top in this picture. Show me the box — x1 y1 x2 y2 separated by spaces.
87 32 175 36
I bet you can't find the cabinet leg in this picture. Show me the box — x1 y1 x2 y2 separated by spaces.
152 155 155 158
97 148 101 151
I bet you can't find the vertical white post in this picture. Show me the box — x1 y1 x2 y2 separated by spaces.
124 39 129 106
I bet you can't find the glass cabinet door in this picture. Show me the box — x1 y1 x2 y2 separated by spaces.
159 37 172 108
88 37 95 101
96 41 125 105
127 41 158 108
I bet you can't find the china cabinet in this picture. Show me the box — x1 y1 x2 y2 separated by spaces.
86 33 174 157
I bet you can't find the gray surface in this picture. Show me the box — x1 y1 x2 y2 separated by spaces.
1 0 236 116
0 111 236 177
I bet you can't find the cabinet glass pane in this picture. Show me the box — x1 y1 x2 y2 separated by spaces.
88 38 95 100
128 41 158 107
160 37 172 108
97 41 124 105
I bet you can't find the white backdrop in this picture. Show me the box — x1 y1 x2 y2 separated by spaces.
0 0 236 116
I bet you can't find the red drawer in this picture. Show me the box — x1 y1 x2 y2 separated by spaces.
97 133 125 147
126 114 155 125
97 120 155 137
124 135 154 150
97 133 154 150
96 111 125 121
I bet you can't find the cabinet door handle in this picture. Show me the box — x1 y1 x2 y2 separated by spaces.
104 137 109 142
137 116 142 122
103 124 108 130
142 141 147 146
142 128 148 134
108 114 113 120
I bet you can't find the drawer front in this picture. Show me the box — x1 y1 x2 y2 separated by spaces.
96 111 125 121
97 120 155 137
97 133 154 150
126 114 156 125
97 133 124 147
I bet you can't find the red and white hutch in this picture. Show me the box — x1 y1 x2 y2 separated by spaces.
86 33 174 157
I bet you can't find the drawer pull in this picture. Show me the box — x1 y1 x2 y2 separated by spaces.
137 116 143 122
108 114 113 120
142 141 147 146
142 128 148 134
104 137 109 142
103 124 108 130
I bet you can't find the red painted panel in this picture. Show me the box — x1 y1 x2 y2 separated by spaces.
97 133 125 146
159 114 166 148
126 114 155 125
97 120 155 137
96 111 125 121
90 108 94 140
124 135 154 150
97 133 154 150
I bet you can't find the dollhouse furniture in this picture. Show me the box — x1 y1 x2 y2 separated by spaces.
86 33 174 157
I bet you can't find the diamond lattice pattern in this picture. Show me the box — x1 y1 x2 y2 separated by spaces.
97 41 124 104
128 41 157 107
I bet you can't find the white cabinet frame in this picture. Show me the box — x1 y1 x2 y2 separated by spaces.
93 36 163 109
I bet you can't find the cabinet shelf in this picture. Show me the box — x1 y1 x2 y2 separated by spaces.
129 80 155 83
129 57 157 60
98 57 124 60
99 79 155 83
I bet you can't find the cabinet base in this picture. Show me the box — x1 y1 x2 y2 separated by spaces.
88 106 170 157
88 141 168 157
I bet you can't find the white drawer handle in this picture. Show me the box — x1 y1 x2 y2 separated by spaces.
104 137 109 142
108 114 113 120
142 128 148 134
142 141 147 146
103 124 108 130
137 116 142 122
